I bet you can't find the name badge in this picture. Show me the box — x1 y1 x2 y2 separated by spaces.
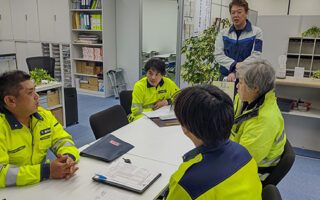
158 90 167 94
40 128 51 135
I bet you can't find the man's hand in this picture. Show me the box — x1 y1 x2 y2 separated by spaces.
226 72 236 82
235 62 244 69
64 155 79 179
153 100 168 110
50 154 78 179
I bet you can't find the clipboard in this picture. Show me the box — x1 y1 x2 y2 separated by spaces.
92 161 162 194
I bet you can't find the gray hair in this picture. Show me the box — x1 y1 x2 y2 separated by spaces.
236 60 275 95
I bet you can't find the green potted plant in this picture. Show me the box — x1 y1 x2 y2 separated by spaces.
30 68 56 86
181 18 230 85
302 26 320 38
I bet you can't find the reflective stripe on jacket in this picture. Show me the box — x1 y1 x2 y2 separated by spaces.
230 90 286 168
214 20 263 76
0 107 79 188
164 140 262 200
129 77 179 122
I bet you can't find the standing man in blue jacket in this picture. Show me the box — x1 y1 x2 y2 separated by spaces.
214 0 263 82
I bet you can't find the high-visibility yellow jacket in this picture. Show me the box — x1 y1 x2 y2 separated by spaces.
129 77 179 122
164 140 262 200
0 106 79 188
230 90 286 169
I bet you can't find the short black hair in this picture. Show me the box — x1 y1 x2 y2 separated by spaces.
229 0 249 13
144 58 166 76
174 85 234 146
0 70 31 106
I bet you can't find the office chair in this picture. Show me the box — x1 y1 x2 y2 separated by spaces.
26 56 55 78
89 105 129 140
261 139 295 187
262 184 282 200
119 90 133 115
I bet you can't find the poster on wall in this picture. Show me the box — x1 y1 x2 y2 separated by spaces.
193 0 212 36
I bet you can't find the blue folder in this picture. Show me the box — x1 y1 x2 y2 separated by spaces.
80 134 134 162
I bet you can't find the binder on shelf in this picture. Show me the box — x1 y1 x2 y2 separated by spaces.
80 134 134 162
92 160 161 193
91 0 97 9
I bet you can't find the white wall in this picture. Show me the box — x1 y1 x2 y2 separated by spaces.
290 0 320 15
257 15 320 69
246 0 320 16
142 0 177 54
116 0 140 89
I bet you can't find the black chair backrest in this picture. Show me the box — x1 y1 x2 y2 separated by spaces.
262 139 295 186
119 90 133 115
262 184 282 200
89 105 129 140
26 56 55 78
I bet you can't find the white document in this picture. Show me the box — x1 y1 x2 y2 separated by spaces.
95 160 161 193
142 105 175 119
212 81 235 100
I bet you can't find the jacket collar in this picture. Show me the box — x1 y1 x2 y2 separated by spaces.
229 19 252 33
235 89 274 125
147 78 164 88
0 106 43 130
183 140 230 162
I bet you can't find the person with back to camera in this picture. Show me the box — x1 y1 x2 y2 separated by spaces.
214 0 263 83
163 84 262 200
230 60 286 183
129 58 179 122
0 70 79 188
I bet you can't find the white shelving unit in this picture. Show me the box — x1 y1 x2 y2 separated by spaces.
35 82 66 128
41 43 72 88
286 37 320 77
69 0 116 97
275 77 320 151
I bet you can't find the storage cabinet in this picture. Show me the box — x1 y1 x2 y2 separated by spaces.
41 43 72 87
0 0 13 40
36 82 66 127
286 37 320 77
10 0 40 41
15 42 42 72
275 77 320 151
69 0 116 97
38 0 71 43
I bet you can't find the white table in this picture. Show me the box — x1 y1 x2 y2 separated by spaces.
1 117 194 200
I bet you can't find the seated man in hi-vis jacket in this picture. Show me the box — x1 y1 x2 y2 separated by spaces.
0 70 79 188
129 58 179 122
164 85 262 200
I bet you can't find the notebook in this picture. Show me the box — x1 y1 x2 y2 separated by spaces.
80 134 134 162
92 160 161 193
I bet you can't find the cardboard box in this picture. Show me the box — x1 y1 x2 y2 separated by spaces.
47 91 60 108
85 66 96 75
76 61 82 73
88 85 99 91
51 108 63 126
88 77 98 85
81 61 87 73
80 83 90 89
95 66 103 74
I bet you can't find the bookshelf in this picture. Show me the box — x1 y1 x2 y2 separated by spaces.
286 37 320 77
69 0 116 97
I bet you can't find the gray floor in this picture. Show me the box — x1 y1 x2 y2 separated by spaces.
64 94 320 200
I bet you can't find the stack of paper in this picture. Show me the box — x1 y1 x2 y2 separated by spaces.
142 105 175 119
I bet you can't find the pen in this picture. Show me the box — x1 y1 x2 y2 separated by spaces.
94 174 108 183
